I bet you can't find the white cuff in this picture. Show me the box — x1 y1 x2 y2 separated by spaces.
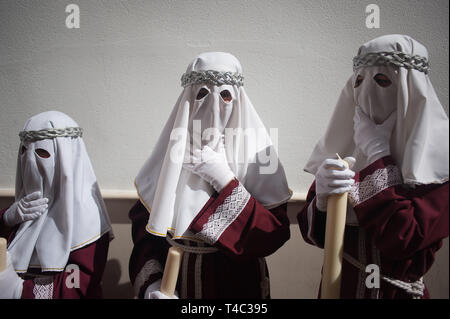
211 170 235 193
315 194 327 212
367 150 390 165
3 202 18 228
144 279 179 299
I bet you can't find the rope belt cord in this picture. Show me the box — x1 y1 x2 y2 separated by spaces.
165 234 218 299
19 127 83 143
166 235 269 299
165 235 219 254
181 70 244 88
381 275 424 299
21 273 53 281
353 51 430 74
343 253 425 299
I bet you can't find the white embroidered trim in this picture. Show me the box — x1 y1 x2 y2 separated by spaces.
349 165 402 206
196 183 251 245
133 259 163 297
33 277 53 299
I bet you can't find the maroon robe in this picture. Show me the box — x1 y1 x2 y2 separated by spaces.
129 178 290 299
0 208 110 299
297 156 449 299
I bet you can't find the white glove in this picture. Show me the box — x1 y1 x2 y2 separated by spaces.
144 279 179 299
3 191 48 227
315 157 356 212
184 142 235 193
353 106 397 164
0 252 24 299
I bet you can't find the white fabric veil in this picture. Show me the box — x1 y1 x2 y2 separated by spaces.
8 111 113 272
135 52 291 239
304 34 449 185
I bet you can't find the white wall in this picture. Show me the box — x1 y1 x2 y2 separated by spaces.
0 0 448 299
0 0 448 192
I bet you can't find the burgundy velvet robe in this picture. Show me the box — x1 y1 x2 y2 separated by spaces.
0 208 110 299
129 178 290 299
297 156 449 299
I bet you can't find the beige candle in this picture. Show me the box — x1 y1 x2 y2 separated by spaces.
0 237 7 272
321 154 349 299
160 246 184 298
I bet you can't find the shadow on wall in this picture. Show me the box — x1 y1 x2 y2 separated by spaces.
102 198 138 299
102 258 134 299
106 198 138 224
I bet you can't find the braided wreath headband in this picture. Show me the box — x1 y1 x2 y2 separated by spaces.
181 70 244 88
353 51 429 74
19 127 83 143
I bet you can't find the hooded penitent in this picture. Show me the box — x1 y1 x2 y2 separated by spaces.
135 52 291 239
8 111 112 273
304 34 449 186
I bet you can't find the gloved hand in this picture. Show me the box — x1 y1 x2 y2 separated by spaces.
184 142 235 193
315 157 356 212
3 191 48 227
0 252 24 299
353 106 397 164
144 279 179 299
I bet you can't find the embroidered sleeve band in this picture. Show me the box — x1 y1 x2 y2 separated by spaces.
133 259 163 297
33 277 54 299
349 165 402 206
195 183 251 245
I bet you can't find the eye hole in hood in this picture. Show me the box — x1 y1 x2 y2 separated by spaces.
374 73 392 88
35 148 51 158
196 88 210 100
354 75 364 88
220 89 232 103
